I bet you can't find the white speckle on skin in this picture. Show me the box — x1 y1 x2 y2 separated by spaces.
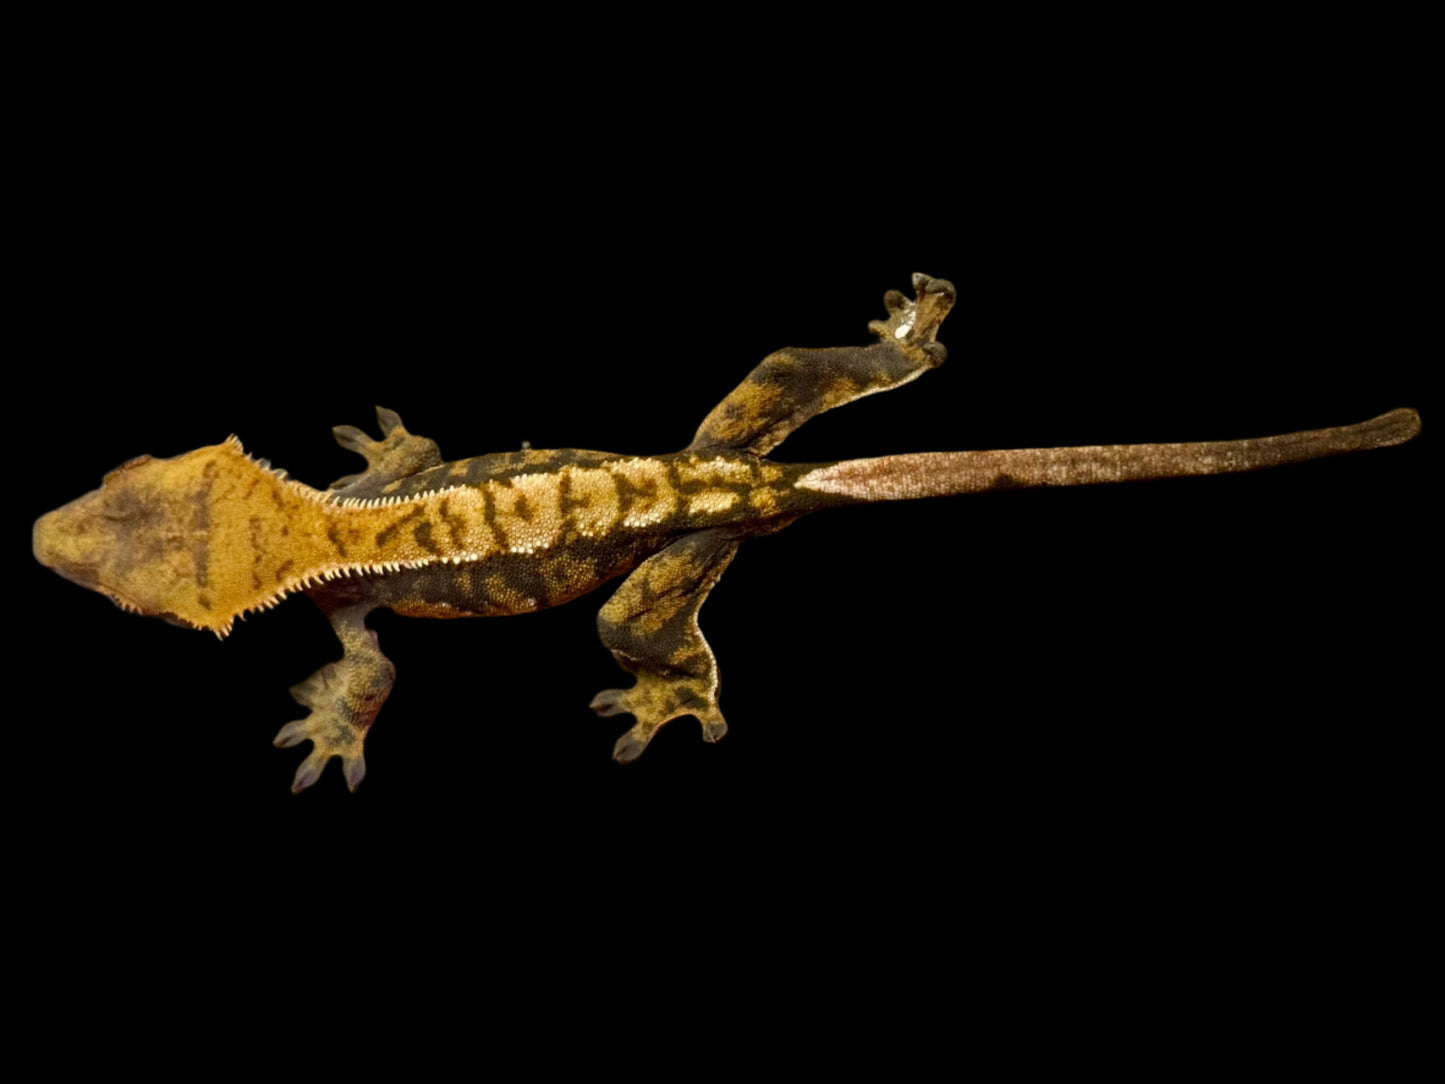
687 490 740 516
894 321 913 339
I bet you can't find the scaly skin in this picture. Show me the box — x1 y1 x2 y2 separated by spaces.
32 273 1420 790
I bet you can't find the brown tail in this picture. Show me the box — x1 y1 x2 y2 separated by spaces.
794 408 1421 502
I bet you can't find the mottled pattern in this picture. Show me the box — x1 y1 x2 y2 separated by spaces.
689 272 954 455
31 273 1420 792
273 602 393 792
591 528 742 761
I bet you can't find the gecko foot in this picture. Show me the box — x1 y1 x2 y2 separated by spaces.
328 406 443 494
591 685 727 763
274 650 393 792
867 272 956 364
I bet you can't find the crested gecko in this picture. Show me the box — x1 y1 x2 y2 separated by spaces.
32 274 1421 792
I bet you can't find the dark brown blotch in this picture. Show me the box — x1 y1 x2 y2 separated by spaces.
189 494 210 589
438 498 467 547
412 520 441 555
249 517 267 587
375 505 425 547
558 472 589 516
611 470 657 519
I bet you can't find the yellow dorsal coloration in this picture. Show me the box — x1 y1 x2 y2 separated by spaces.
34 438 332 634
31 437 500 636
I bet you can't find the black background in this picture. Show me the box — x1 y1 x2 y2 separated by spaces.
15 60 1430 965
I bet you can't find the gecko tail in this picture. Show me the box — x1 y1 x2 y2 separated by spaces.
794 408 1420 503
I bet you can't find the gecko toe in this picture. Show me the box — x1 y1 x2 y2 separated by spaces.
589 689 627 717
291 751 326 793
331 425 372 453
273 720 307 748
342 753 367 792
612 730 651 763
699 714 728 743
375 406 404 435
922 275 956 299
289 665 337 708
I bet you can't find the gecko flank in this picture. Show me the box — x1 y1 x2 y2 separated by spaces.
32 274 1420 792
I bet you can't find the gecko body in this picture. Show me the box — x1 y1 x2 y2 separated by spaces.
32 274 1420 791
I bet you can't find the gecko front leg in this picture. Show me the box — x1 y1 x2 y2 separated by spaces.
328 406 443 496
590 529 742 762
273 601 395 792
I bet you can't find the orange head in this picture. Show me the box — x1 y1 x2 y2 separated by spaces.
34 439 325 636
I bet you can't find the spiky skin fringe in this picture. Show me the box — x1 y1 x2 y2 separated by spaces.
206 437 811 638
216 435 494 637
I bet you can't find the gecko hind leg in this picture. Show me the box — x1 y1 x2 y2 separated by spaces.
273 603 395 792
687 272 956 456
590 529 742 762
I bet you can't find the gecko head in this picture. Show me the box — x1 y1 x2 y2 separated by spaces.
33 441 252 635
